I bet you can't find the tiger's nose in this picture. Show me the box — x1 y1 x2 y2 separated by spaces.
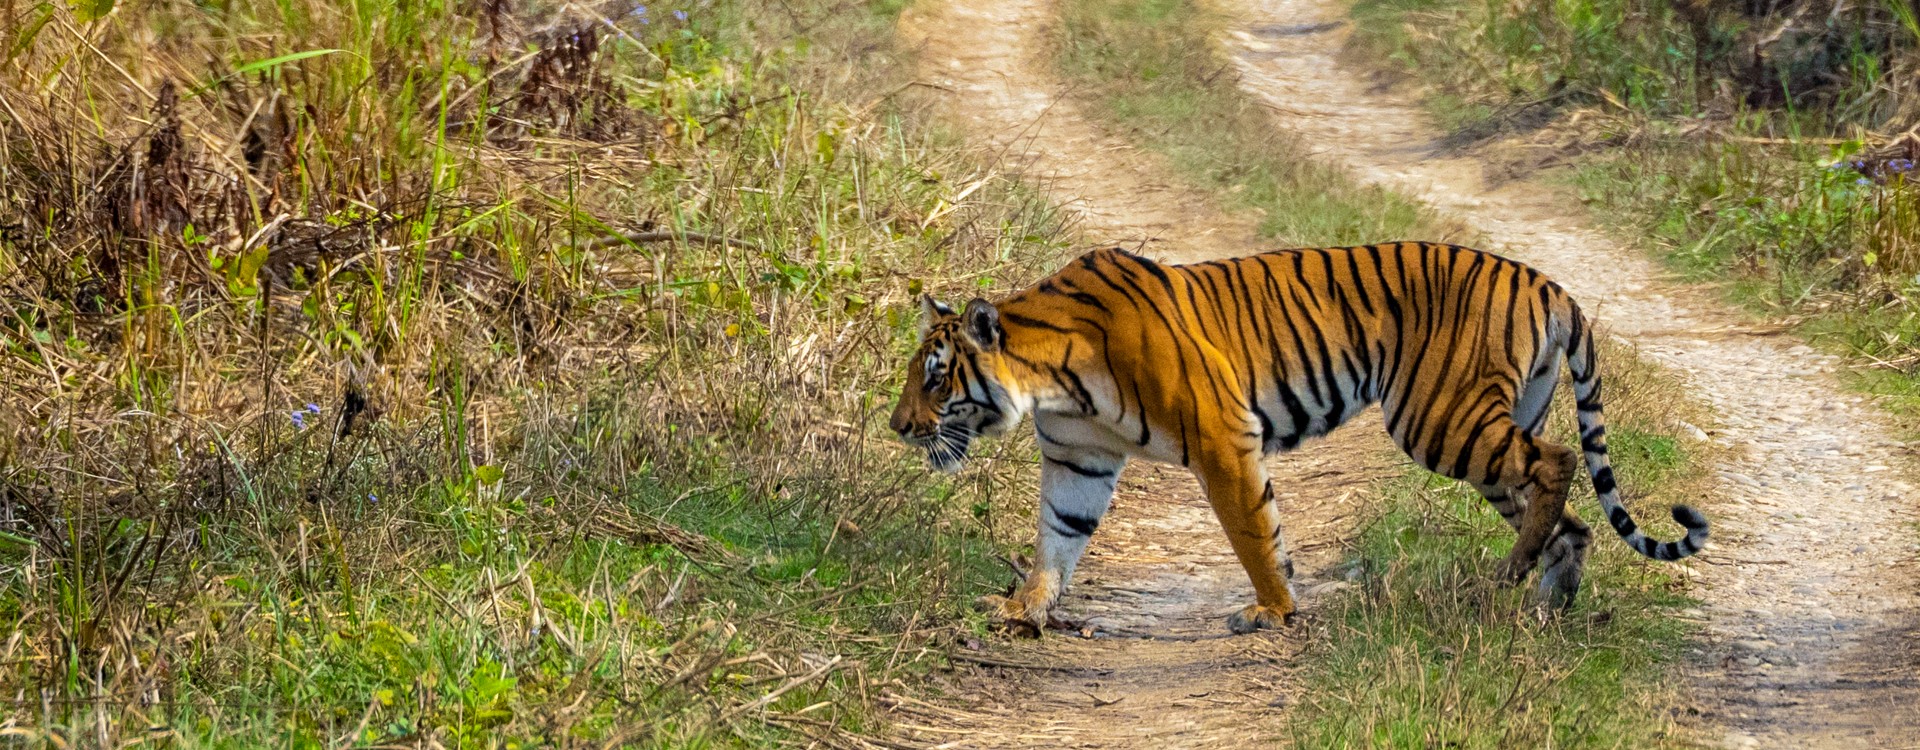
888 406 912 437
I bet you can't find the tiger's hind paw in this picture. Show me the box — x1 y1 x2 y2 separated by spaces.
1226 603 1293 635
1536 559 1585 611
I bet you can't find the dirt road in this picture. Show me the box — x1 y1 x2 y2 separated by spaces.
892 0 1920 746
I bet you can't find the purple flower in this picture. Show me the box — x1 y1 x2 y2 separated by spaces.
1891 159 1913 172
291 411 307 430
367 493 378 504
1856 178 1871 185
306 403 322 414
673 9 687 21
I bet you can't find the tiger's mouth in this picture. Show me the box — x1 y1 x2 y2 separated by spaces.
914 426 974 473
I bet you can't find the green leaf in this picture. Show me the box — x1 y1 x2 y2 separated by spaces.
7 5 55 64
231 48 343 78
473 465 504 485
815 130 836 164
0 529 37 551
71 0 112 22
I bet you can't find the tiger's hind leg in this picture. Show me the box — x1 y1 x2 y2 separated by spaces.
1489 426 1579 584
1397 403 1577 587
1193 446 1296 634
1508 363 1592 608
1475 483 1592 609
1536 510 1592 609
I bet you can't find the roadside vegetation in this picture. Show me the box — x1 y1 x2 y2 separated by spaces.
0 0 1064 745
1350 0 1920 415
1054 0 1455 245
1055 0 1714 744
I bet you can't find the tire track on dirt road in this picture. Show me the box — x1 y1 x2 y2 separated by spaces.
891 1 1402 746
1218 1 1920 746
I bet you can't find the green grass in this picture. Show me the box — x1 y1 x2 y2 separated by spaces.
1053 0 1457 246
1289 338 1712 747
1053 1 1713 744
0 0 1067 745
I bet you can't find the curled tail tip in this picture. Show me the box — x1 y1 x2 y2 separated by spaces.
1671 505 1709 532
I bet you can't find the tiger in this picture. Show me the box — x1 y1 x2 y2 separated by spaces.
889 242 1709 635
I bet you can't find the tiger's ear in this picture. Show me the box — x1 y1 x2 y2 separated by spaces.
919 295 954 335
962 298 1001 351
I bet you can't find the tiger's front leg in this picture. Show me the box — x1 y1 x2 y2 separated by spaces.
981 445 1124 636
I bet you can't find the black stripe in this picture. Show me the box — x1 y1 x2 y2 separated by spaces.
1043 515 1088 538
1608 505 1635 535
1052 509 1101 537
1450 410 1500 480
1131 381 1152 446
1274 382 1309 450
1046 455 1117 479
1345 248 1377 317
1035 423 1065 445
1000 311 1075 334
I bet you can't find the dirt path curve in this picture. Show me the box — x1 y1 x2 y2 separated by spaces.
892 1 1401 746
1218 1 1920 746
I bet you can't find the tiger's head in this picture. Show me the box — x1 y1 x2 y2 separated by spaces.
889 296 1025 472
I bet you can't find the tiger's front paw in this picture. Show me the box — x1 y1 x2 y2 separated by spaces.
975 594 1045 638
1226 603 1293 634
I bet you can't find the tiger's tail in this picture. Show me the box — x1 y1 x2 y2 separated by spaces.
1564 301 1710 561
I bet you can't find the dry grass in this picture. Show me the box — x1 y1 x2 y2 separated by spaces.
0 0 1066 745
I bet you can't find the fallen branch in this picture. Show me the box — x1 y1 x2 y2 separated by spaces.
946 652 1112 674
717 656 843 722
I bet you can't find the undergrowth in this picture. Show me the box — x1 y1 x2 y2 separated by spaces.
0 0 1063 745
1055 0 1713 745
